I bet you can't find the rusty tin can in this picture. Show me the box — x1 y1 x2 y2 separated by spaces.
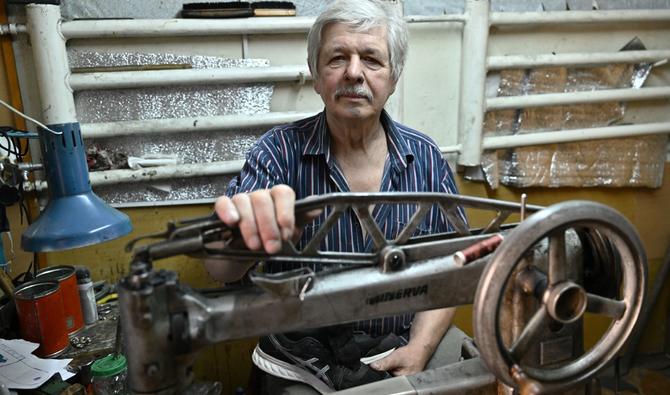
36 265 84 334
14 280 69 357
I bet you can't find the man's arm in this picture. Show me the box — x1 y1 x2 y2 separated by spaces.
370 307 455 376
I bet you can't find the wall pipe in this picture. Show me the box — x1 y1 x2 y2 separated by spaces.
405 15 466 23
26 160 246 191
60 17 316 39
0 23 27 35
81 111 317 139
457 0 490 167
486 86 670 111
440 144 462 154
69 65 312 90
26 5 76 124
89 160 245 187
482 122 670 150
59 15 468 40
77 121 670 185
68 51 670 93
488 50 670 70
440 118 670 153
7 10 670 39
490 9 670 26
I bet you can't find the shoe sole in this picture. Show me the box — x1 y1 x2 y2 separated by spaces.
252 345 334 394
359 348 396 365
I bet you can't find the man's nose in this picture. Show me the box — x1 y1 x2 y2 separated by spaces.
344 56 364 83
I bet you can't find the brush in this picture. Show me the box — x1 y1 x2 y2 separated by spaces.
181 2 253 18
252 1 296 17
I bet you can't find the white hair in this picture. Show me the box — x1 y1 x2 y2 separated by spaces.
307 0 408 81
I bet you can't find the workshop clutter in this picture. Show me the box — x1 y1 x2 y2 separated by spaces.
91 354 128 395
77 267 99 325
13 280 70 357
13 265 99 358
35 265 85 334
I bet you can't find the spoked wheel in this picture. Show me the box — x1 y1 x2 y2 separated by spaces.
473 201 646 393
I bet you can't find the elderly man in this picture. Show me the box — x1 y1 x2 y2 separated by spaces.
208 0 467 393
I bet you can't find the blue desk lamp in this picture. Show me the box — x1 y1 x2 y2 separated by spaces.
21 123 132 252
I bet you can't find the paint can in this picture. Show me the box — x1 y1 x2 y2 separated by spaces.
14 280 69 357
36 265 84 334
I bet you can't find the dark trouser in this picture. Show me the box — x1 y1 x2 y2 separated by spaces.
257 325 471 395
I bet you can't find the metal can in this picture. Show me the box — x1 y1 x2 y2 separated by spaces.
36 265 84 334
14 280 69 357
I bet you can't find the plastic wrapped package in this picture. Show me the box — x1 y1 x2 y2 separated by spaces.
481 64 666 189
482 136 667 188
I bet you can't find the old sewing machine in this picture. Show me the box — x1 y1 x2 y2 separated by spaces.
118 192 646 394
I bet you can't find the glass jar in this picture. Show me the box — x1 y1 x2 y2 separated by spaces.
91 354 128 395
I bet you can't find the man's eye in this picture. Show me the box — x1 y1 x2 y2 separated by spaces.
364 58 382 67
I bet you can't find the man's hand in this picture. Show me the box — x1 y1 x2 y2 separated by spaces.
214 185 296 254
370 307 455 376
369 343 431 376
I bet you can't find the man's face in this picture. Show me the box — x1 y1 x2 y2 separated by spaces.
313 23 397 123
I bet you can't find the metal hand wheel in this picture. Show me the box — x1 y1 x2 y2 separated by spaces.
473 201 646 393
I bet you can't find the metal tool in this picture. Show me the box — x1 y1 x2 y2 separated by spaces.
118 193 646 395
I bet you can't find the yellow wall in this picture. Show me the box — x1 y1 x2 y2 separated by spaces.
49 205 219 288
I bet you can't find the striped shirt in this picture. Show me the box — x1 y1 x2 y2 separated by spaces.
226 109 465 336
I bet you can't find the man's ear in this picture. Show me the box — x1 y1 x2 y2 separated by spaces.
309 63 321 94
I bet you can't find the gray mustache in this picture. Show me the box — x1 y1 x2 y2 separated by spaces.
335 85 373 101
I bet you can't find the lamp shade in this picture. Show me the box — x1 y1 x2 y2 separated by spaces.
22 122 132 252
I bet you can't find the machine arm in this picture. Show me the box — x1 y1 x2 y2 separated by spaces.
125 192 543 270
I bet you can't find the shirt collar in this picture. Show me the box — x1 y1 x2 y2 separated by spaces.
303 109 330 157
381 110 413 170
302 109 414 169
